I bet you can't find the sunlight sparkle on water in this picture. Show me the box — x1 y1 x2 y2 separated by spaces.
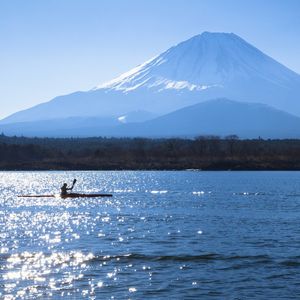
1 171 300 299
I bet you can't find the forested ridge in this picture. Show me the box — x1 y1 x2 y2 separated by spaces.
0 134 300 170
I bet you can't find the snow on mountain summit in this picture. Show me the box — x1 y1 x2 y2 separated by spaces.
95 31 299 94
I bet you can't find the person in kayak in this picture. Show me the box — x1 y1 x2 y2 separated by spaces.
60 179 77 196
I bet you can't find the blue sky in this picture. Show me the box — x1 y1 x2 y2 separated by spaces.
0 0 299 118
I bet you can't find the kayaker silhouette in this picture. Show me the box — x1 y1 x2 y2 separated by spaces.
18 178 112 198
61 179 77 196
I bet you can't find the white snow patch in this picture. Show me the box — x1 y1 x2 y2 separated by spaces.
118 116 127 123
162 80 216 91
93 55 159 90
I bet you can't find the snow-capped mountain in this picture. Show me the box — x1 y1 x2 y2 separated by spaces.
1 31 300 127
96 32 300 97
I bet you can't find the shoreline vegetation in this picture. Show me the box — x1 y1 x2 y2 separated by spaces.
0 134 300 171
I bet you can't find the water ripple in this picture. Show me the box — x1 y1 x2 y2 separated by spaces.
1 171 300 299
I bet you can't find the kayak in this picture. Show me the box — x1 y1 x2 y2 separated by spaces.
62 193 112 198
18 195 55 198
18 193 113 198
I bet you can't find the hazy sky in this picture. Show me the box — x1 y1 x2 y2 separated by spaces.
0 0 299 118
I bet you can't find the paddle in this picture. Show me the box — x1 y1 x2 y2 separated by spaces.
71 179 77 190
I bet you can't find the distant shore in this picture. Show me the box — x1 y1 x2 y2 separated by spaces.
1 134 300 171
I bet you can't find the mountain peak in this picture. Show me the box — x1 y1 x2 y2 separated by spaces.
192 31 237 39
95 31 283 92
2 31 300 127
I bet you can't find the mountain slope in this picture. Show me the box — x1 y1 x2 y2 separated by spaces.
1 99 300 139
97 32 299 94
117 98 300 138
1 31 300 126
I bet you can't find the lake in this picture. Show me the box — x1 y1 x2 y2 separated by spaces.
0 171 299 299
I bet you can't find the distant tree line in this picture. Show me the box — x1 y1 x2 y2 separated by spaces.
0 133 300 170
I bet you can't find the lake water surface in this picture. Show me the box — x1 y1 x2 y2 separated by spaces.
0 171 300 299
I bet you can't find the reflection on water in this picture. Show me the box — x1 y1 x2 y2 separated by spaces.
3 251 94 298
1 171 300 299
